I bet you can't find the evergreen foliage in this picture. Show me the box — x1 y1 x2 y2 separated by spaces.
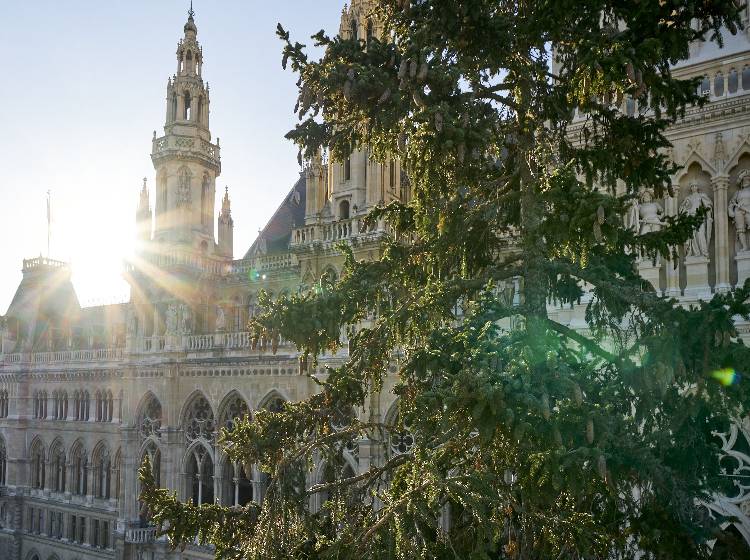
140 1 750 558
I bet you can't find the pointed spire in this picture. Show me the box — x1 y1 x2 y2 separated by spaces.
188 0 195 21
138 178 150 213
221 186 231 216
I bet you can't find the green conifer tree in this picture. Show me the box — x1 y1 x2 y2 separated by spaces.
140 1 750 558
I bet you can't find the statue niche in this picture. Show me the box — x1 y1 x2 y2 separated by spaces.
729 169 750 252
680 183 713 259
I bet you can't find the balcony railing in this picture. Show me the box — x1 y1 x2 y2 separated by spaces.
1 347 123 365
125 526 157 544
291 217 390 248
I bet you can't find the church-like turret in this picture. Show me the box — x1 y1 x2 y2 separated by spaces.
150 4 221 252
136 177 152 243
218 187 233 258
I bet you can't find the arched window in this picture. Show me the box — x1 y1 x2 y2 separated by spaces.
95 390 102 422
30 439 45 489
350 19 358 41
186 50 194 73
49 440 65 493
171 91 178 121
729 69 739 94
714 73 725 96
339 200 350 220
185 445 214 505
222 459 253 507
315 460 357 513
73 391 80 420
0 436 7 486
743 66 750 91
138 393 162 441
197 96 204 124
201 173 210 227
184 91 191 120
219 393 250 433
79 391 90 421
700 75 711 96
106 390 114 422
59 391 67 420
92 443 112 499
389 161 396 189
366 20 374 44
70 441 88 496
344 158 352 181
183 393 215 443
0 390 8 418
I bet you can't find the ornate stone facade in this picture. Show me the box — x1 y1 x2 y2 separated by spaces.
0 3 748 559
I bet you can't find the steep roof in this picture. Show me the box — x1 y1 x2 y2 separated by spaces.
243 174 306 258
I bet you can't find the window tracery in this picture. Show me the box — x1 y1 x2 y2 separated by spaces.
183 394 215 443
219 393 250 432
138 394 162 441
70 442 87 496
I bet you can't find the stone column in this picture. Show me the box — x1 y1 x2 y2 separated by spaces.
712 174 731 292
664 190 681 296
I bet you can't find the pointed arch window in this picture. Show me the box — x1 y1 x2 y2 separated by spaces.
219 394 250 433
71 443 88 496
201 173 211 227
222 459 253 506
93 444 112 499
184 92 192 120
30 440 45 489
186 445 214 505
183 394 215 443
0 389 8 418
344 158 352 181
138 394 162 441
50 442 66 493
350 19 358 41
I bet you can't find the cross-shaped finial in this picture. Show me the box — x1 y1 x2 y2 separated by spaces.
188 0 195 19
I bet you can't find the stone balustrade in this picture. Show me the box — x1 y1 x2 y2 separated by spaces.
125 526 157 544
151 133 221 170
1 348 123 365
291 216 390 248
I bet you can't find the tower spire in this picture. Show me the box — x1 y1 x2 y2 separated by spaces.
188 1 195 20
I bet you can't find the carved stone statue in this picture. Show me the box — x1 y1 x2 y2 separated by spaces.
180 304 192 334
635 190 664 234
215 306 226 332
680 183 713 258
165 304 178 335
729 170 750 252
624 190 664 259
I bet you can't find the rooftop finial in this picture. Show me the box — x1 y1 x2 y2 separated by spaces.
188 0 195 20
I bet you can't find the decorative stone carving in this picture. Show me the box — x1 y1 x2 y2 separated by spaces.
680 183 713 258
180 304 192 334
728 170 750 252
177 166 192 206
215 306 226 332
165 304 178 335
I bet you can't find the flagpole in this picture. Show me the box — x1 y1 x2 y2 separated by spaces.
46 190 51 258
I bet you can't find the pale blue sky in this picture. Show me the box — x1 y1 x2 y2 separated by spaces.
0 0 343 312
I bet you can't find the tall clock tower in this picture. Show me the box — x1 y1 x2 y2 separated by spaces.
150 5 222 254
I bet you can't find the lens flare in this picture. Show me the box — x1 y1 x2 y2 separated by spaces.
710 368 740 386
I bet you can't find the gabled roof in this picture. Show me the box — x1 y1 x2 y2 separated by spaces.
244 174 306 258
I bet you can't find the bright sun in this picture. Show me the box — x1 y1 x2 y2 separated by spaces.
52 198 133 307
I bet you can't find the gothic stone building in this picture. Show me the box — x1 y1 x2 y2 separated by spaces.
1 3 750 560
